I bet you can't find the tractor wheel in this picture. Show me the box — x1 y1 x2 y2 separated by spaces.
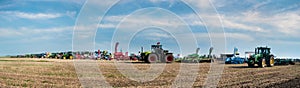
146 53 158 63
164 54 174 63
70 56 73 60
267 56 275 67
258 58 266 68
248 60 255 67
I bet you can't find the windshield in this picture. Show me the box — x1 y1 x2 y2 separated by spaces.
256 48 270 54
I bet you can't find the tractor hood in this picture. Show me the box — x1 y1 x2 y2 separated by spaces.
254 54 262 59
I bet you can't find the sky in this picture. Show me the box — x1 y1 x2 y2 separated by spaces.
0 0 299 58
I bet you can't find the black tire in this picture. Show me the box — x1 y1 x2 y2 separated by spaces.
248 60 255 67
258 58 266 68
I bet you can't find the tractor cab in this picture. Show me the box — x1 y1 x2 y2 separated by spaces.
151 42 165 54
255 47 271 57
151 42 163 51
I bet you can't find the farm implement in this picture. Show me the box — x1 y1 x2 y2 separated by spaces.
225 47 245 64
274 59 295 65
176 47 214 63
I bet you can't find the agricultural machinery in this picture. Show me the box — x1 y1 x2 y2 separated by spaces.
225 47 245 64
140 42 174 63
129 53 139 60
114 42 129 60
176 48 200 63
247 47 275 68
274 59 295 65
62 51 73 59
29 53 45 58
182 48 201 63
48 53 58 59
176 47 214 63
95 50 111 60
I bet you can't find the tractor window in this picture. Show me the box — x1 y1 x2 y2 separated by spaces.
257 48 270 54
265 49 269 54
258 49 262 54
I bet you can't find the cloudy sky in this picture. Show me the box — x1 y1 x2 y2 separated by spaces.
0 0 299 58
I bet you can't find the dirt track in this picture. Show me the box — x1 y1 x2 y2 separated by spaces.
0 58 299 87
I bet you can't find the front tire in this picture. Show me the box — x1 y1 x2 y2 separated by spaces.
259 58 266 68
146 53 158 63
248 60 255 67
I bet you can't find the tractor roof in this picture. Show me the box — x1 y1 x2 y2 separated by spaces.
256 47 271 49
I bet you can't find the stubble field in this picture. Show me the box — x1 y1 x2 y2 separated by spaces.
0 58 299 88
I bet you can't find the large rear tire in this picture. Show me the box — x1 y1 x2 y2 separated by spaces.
164 54 174 63
146 53 158 63
267 56 275 67
258 58 266 68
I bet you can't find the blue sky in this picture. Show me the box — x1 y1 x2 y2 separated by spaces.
0 0 299 58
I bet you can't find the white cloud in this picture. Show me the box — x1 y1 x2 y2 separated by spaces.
66 11 77 19
142 32 173 41
15 12 62 19
0 28 23 37
226 33 254 41
184 0 213 9
225 11 300 37
251 0 271 11
269 13 300 36
98 24 115 29
194 32 253 42
222 18 266 32
0 11 62 19
0 26 73 38
180 13 266 32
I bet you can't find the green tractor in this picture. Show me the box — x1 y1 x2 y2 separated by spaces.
62 51 74 60
140 42 174 63
247 47 275 68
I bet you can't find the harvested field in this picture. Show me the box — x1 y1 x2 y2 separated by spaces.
0 58 299 87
